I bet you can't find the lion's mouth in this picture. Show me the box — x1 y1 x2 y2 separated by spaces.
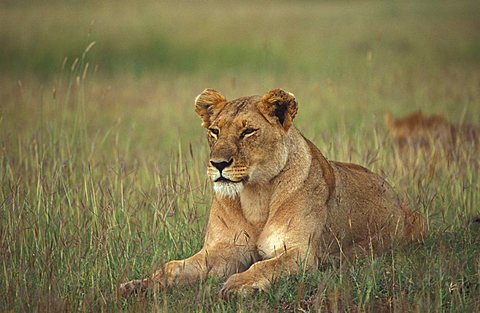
214 176 243 183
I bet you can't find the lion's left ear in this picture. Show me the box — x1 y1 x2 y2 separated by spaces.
194 88 227 128
259 88 298 131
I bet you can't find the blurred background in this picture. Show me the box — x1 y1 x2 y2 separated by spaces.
2 0 479 155
1 1 480 311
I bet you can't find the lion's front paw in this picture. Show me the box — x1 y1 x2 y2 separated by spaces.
219 273 268 299
118 279 149 298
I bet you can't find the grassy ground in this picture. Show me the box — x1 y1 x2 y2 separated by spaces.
1 0 480 311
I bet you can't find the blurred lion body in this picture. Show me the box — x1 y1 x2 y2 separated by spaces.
384 111 479 150
119 89 426 297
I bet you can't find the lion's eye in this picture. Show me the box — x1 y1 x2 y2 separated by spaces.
208 128 219 139
240 128 257 139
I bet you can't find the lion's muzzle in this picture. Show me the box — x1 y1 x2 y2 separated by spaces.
207 161 249 197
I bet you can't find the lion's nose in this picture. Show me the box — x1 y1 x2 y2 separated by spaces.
210 158 233 172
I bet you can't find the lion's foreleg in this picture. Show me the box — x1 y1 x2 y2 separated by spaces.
119 246 255 297
219 246 317 297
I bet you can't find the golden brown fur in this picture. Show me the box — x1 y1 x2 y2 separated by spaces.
119 89 426 298
384 111 479 151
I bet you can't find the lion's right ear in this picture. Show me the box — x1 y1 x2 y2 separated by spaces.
194 88 227 128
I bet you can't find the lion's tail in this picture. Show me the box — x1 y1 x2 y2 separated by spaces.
403 206 427 242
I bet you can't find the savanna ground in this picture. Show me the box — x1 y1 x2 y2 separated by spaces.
1 0 480 312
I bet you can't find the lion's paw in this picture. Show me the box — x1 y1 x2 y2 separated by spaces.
219 273 268 299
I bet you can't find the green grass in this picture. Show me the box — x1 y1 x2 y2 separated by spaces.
1 0 480 311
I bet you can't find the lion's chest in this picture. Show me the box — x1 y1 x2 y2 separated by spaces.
240 186 271 229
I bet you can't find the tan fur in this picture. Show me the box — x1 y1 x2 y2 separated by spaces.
384 111 479 151
119 89 426 298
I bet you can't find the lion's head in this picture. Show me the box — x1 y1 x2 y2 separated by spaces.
195 88 298 197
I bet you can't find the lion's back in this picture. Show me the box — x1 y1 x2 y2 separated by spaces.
323 161 407 248
384 111 453 148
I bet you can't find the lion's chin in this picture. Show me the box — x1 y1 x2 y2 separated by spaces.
213 181 244 198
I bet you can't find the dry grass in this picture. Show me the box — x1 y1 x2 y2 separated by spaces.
1 0 480 312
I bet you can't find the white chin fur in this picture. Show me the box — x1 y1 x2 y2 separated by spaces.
213 182 244 198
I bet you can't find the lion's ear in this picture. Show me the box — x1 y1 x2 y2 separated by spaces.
259 88 298 131
194 88 227 128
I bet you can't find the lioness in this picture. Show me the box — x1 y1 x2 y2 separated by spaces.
384 111 479 151
119 89 425 298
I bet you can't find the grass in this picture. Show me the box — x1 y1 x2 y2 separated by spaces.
1 0 480 311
